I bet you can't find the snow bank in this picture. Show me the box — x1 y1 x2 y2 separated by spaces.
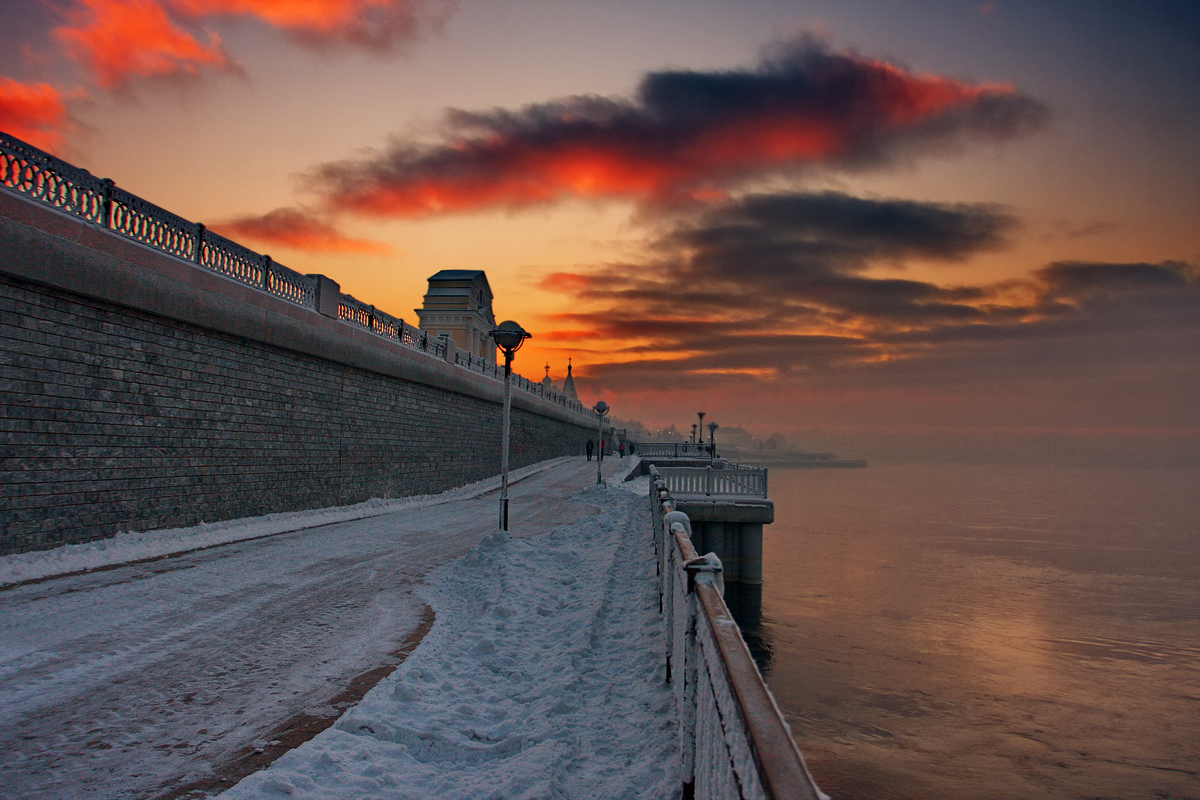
215 469 682 800
0 457 576 587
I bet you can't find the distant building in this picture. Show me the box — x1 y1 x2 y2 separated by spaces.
540 358 581 405
560 359 580 405
414 270 497 364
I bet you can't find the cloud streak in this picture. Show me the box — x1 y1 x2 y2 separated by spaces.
0 79 73 151
534 191 1198 399
0 0 453 147
53 0 235 90
212 208 395 255
170 0 453 52
308 36 1048 217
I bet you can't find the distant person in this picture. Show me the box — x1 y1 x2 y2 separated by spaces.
618 442 625 458
629 442 636 455
586 439 594 461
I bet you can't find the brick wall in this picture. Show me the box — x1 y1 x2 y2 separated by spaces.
0 193 596 554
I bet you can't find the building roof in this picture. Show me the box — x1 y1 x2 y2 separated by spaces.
427 270 487 281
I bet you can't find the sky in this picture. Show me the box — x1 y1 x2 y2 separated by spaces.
2 0 1197 464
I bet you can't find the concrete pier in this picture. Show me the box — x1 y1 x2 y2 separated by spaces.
670 496 773 584
639 456 774 585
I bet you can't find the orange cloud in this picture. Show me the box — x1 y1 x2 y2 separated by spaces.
0 79 74 152
54 0 233 89
170 0 448 50
211 207 395 255
310 37 1047 217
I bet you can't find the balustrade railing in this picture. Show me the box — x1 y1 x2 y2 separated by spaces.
637 441 713 458
655 465 768 498
649 467 822 800
1 130 592 418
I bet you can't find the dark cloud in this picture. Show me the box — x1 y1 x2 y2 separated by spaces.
1036 260 1192 301
547 190 1015 328
307 36 1048 216
670 191 1015 283
538 191 1199 400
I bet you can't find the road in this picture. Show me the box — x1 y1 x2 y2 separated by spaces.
0 456 627 799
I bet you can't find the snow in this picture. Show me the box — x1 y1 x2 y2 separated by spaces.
1 456 684 799
214 465 682 799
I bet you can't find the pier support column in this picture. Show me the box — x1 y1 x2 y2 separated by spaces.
672 499 772 586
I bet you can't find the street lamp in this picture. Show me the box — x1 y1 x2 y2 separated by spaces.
697 412 705 450
489 320 531 531
593 400 610 484
707 421 719 463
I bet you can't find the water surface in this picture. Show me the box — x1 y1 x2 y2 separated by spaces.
752 463 1200 800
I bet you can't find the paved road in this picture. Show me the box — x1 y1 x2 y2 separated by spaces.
0 456 628 800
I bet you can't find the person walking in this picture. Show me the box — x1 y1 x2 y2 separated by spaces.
586 439 594 461
618 442 625 458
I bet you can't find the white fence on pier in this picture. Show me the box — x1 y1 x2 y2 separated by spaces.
656 465 769 498
649 467 823 800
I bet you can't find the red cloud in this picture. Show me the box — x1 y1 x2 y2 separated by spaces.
212 207 395 255
54 0 233 89
310 38 1047 217
170 0 448 50
0 79 73 152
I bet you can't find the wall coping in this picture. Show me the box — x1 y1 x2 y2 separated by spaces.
0 189 589 426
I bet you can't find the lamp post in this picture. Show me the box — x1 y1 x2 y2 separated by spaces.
707 421 719 463
489 320 531 531
593 400 609 484
697 412 705 451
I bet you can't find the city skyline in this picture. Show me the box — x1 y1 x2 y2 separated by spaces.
2 0 1197 463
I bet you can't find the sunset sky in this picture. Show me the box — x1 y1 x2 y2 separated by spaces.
2 0 1197 463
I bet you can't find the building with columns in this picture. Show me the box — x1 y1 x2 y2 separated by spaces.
414 270 497 365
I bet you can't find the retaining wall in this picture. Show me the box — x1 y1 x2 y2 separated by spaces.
0 190 596 554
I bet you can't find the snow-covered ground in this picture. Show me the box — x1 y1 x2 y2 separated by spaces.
0 456 681 799
216 469 681 800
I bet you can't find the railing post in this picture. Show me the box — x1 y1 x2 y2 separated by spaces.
101 178 115 230
194 222 205 264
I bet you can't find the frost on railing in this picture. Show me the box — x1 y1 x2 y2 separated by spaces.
649 467 823 800
1 130 596 420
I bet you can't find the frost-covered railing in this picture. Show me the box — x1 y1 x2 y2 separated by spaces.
649 467 822 800
657 465 768 498
0 130 594 417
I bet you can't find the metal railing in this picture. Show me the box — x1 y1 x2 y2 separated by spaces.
637 441 713 458
649 467 823 800
0 130 591 417
655 465 768 498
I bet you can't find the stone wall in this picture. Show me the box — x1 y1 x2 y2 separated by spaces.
0 191 596 554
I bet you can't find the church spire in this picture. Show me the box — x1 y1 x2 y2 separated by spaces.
561 357 579 404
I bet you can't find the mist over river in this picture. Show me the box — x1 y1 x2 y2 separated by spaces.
742 463 1199 800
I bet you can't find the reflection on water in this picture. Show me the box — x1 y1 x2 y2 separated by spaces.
755 463 1200 800
723 582 773 676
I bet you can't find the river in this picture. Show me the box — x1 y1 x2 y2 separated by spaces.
740 462 1200 800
